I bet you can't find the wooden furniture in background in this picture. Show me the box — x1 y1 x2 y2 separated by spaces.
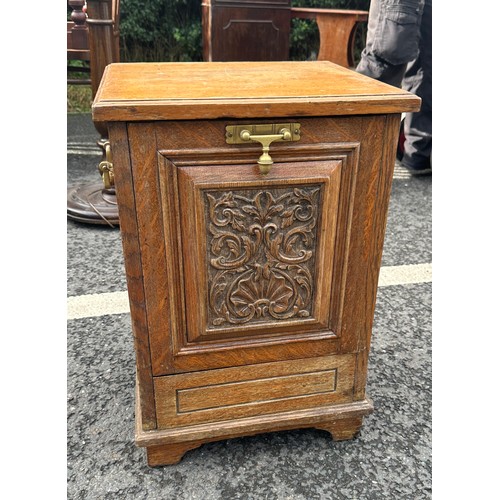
67 0 121 227
92 61 420 466
202 0 368 67
290 8 368 68
67 0 91 85
202 0 292 62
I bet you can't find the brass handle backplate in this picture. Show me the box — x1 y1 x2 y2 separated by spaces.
226 123 301 174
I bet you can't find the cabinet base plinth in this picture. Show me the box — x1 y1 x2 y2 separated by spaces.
136 398 373 467
146 441 208 466
316 416 364 441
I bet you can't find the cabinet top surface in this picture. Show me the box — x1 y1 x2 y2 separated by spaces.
92 61 420 121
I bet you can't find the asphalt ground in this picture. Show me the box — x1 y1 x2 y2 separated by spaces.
67 112 432 499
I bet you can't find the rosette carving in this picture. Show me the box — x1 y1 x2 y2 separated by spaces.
205 186 320 327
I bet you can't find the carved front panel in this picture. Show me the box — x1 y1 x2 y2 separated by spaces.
205 186 321 328
168 156 346 345
150 136 365 375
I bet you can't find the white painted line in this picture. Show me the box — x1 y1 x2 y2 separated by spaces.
67 263 432 320
393 163 412 179
67 142 102 155
67 291 130 320
67 150 102 156
378 263 432 287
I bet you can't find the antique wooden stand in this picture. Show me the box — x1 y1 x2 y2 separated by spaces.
92 61 420 466
67 0 121 226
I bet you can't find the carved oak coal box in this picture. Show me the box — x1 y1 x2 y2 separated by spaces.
92 61 420 466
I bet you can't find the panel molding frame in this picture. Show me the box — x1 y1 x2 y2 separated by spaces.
153 353 356 429
149 142 360 374
179 163 338 341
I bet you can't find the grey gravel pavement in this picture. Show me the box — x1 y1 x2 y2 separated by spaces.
67 112 431 500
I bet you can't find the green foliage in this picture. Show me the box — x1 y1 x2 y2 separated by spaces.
119 0 202 62
67 85 93 113
117 0 369 64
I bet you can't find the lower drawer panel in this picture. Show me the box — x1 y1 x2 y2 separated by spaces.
154 354 356 429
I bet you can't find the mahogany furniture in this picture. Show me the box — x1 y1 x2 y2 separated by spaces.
92 61 420 466
67 0 91 85
202 0 292 62
202 0 368 67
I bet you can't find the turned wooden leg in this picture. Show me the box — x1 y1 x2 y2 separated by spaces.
146 441 205 466
316 416 364 441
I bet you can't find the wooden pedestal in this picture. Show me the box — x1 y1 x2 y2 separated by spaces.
92 61 420 466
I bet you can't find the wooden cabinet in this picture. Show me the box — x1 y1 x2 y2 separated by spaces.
201 1 369 69
92 61 420 466
202 0 292 62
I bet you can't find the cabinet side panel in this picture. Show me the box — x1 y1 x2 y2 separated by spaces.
337 115 389 354
107 122 157 430
352 113 401 398
127 123 174 375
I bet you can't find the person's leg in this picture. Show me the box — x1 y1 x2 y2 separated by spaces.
356 0 425 87
401 0 432 173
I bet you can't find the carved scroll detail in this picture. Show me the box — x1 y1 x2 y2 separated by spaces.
205 186 321 328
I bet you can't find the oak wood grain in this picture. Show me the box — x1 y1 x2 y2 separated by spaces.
92 61 421 122
154 354 356 428
146 441 207 466
143 116 384 375
107 123 157 430
176 159 340 342
100 62 414 464
137 392 373 447
135 374 373 466
316 416 364 441
177 370 337 412
127 123 174 374
148 128 360 373
352 113 401 399
145 414 364 465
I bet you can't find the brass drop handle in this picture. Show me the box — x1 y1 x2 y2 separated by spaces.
98 141 114 189
225 123 301 175
239 128 292 174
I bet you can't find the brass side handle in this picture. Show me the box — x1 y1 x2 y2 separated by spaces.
226 123 301 174
98 141 114 189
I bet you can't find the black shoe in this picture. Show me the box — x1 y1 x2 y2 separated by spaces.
402 164 432 176
399 156 432 177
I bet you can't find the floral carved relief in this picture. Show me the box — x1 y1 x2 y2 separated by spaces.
205 186 321 328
